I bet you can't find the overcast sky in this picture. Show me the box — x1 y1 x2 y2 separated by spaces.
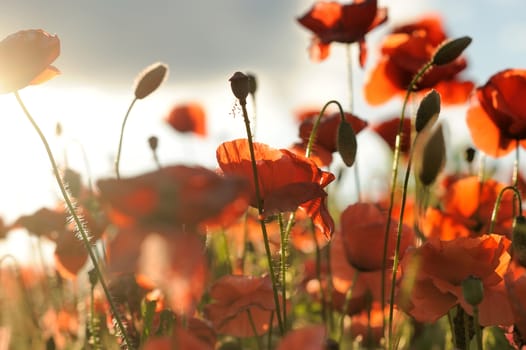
0 0 525 224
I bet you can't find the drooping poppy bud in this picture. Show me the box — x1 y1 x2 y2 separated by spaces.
462 275 484 306
512 215 526 267
134 62 168 99
229 71 250 102
432 36 472 66
415 90 441 133
337 119 357 167
148 135 158 151
417 124 446 186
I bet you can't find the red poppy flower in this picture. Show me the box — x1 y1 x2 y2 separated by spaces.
142 328 213 350
400 234 514 326
371 117 412 156
340 202 415 271
288 141 333 167
97 165 249 232
466 69 526 157
216 139 335 238
54 230 88 280
422 176 515 240
13 207 67 240
299 112 368 154
0 29 60 94
165 102 207 137
204 274 283 337
504 260 526 338
297 0 387 64
275 325 327 350
364 14 473 105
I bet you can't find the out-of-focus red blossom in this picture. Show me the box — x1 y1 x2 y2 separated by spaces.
372 117 412 156
350 302 391 347
504 261 526 339
289 142 333 167
54 230 88 280
0 29 60 94
422 176 515 240
299 112 368 154
340 202 414 271
364 14 474 106
13 207 67 239
204 274 285 337
330 230 395 313
142 328 213 350
289 206 330 253
297 0 387 65
217 139 335 238
165 102 207 137
399 234 514 326
275 325 328 350
107 231 208 316
41 306 79 350
466 69 526 157
97 165 249 232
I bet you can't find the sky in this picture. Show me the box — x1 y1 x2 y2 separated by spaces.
0 0 525 234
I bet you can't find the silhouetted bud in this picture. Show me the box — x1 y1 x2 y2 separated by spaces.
465 147 476 163
432 36 472 66
415 90 441 133
247 73 257 95
148 135 158 151
512 215 526 267
462 275 484 306
55 122 62 137
229 71 250 102
418 124 446 186
134 62 168 99
337 119 357 167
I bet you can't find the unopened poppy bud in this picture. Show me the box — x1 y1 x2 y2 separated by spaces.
415 90 441 133
134 62 168 100
432 36 472 66
418 124 446 186
229 71 250 102
337 119 357 167
148 135 158 151
247 73 257 96
465 147 476 163
462 275 484 306
512 215 526 267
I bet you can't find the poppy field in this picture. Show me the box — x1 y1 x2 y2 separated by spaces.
1 1 526 349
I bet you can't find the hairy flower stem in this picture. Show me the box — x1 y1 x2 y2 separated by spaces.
306 100 344 158
381 61 433 340
278 213 289 330
15 91 133 349
114 97 137 179
489 185 523 233
239 100 285 334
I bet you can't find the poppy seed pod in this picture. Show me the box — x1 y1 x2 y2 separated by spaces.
134 62 168 100
415 90 441 133
432 36 472 66
247 73 257 95
512 215 526 267
148 136 158 151
229 72 250 102
461 275 484 306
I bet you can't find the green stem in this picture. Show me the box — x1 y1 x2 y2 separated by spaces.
513 139 520 187
473 306 482 350
339 270 359 344
239 100 284 334
221 230 233 274
14 91 133 349
381 61 433 339
346 43 354 113
447 309 457 347
247 309 264 350
278 213 288 331
463 309 470 350
114 97 137 179
488 185 523 233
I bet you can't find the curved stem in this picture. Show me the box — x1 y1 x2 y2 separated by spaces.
239 100 284 334
305 100 344 158
278 213 289 331
488 185 523 233
381 61 433 338
114 97 137 179
338 270 359 344
247 309 263 350
14 91 133 349
346 43 354 113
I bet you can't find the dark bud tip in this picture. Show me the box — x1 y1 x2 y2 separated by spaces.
465 147 476 163
134 62 169 100
247 73 257 95
432 36 472 66
148 135 158 151
229 71 250 102
462 275 484 306
415 89 441 133
512 215 526 267
337 119 358 167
